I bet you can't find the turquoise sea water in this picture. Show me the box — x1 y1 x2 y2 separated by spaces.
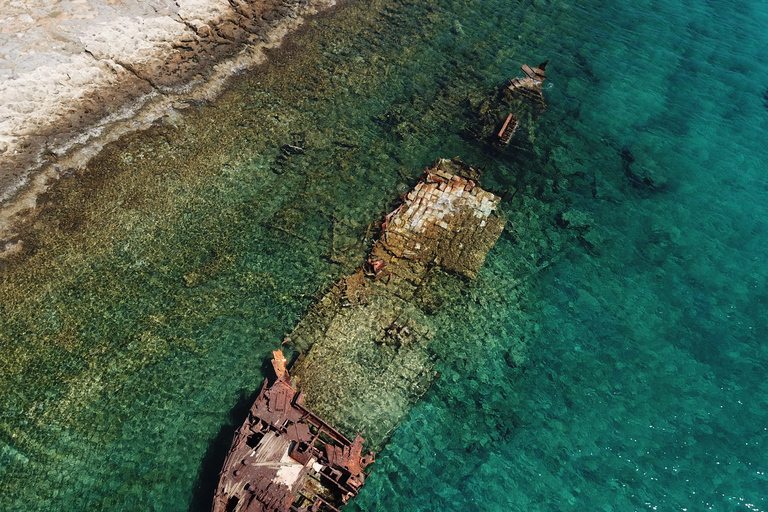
2 0 768 510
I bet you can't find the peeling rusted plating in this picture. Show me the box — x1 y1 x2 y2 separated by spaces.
212 350 374 512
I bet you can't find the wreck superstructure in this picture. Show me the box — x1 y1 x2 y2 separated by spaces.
465 61 549 148
212 350 374 512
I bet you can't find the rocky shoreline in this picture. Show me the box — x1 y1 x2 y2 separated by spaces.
0 0 336 258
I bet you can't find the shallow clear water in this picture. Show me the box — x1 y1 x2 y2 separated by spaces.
2 0 768 510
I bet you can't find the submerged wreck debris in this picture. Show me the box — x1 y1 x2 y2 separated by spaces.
465 61 549 147
506 61 548 101
213 157 505 510
212 350 374 512
498 113 520 145
381 157 505 279
287 157 505 452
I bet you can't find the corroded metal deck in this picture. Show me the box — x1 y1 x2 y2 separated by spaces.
212 350 374 512
381 157 505 279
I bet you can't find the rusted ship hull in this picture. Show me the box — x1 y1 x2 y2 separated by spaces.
212 350 373 512
498 113 520 144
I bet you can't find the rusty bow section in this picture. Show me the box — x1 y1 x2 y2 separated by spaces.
212 350 374 512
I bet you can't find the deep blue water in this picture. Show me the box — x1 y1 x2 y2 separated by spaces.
1 0 767 510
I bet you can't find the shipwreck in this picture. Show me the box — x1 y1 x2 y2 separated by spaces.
464 61 549 147
213 157 508 510
212 349 374 512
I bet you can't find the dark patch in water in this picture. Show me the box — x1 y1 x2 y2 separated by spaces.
575 51 600 84
620 146 660 192
188 383 269 512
